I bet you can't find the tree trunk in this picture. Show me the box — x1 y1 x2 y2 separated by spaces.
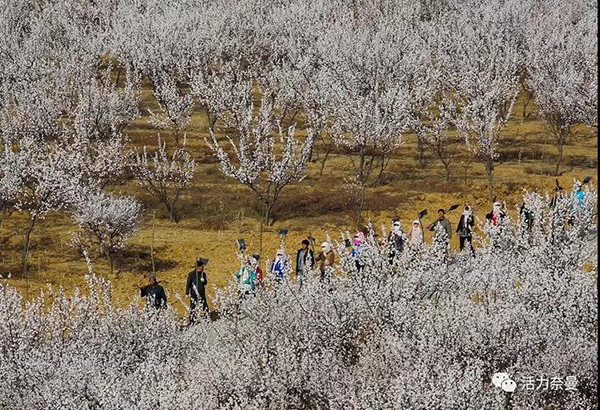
264 201 275 226
22 214 37 274
356 183 366 226
553 129 569 176
463 155 473 197
107 252 114 276
204 106 217 135
444 161 452 182
259 214 264 257
358 146 366 186
522 89 533 119
484 159 495 201
173 128 180 148
417 135 427 169
319 141 333 177
166 201 180 223
373 153 387 187
151 211 156 275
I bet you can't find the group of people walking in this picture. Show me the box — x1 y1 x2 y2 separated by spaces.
138 259 210 323
139 178 591 323
138 202 490 318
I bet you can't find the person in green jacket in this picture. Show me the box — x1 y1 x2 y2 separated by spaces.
235 257 256 298
427 208 452 244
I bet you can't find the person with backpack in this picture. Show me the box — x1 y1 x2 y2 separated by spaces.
519 203 534 232
185 259 209 323
456 205 475 254
351 232 366 272
550 180 564 209
575 180 586 211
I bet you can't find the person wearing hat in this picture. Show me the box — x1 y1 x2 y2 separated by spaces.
456 205 475 253
235 257 256 297
550 180 563 209
316 241 335 281
140 274 167 309
486 202 505 227
270 248 288 283
296 240 314 288
351 232 366 272
388 217 405 263
408 219 424 247
566 179 587 227
575 180 586 210
427 209 452 244
186 259 209 323
519 203 534 232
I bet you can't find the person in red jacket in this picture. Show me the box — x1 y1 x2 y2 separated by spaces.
251 254 263 287
486 202 506 227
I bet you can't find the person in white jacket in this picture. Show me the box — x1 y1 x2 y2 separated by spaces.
408 219 424 247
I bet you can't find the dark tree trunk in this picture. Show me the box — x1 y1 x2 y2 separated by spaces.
417 135 427 168
22 214 38 274
106 251 115 276
553 126 570 177
358 146 366 186
319 141 333 176
444 161 452 182
522 88 533 119
165 200 181 223
484 159 495 201
264 201 275 226
554 141 564 177
374 154 386 186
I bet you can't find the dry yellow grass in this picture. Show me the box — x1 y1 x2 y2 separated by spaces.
1 90 597 315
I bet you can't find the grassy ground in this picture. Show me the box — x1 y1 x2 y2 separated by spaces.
0 89 597 314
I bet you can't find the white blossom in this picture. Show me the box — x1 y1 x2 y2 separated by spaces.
206 92 314 225
71 190 143 275
131 135 195 222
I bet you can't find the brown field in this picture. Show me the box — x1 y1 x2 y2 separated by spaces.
0 89 597 314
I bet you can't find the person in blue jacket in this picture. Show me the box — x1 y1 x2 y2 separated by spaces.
270 249 288 283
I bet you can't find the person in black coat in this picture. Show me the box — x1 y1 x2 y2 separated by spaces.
456 205 475 254
140 274 167 309
186 259 209 323
295 240 314 287
519 203 534 231
388 217 405 263
550 183 563 209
